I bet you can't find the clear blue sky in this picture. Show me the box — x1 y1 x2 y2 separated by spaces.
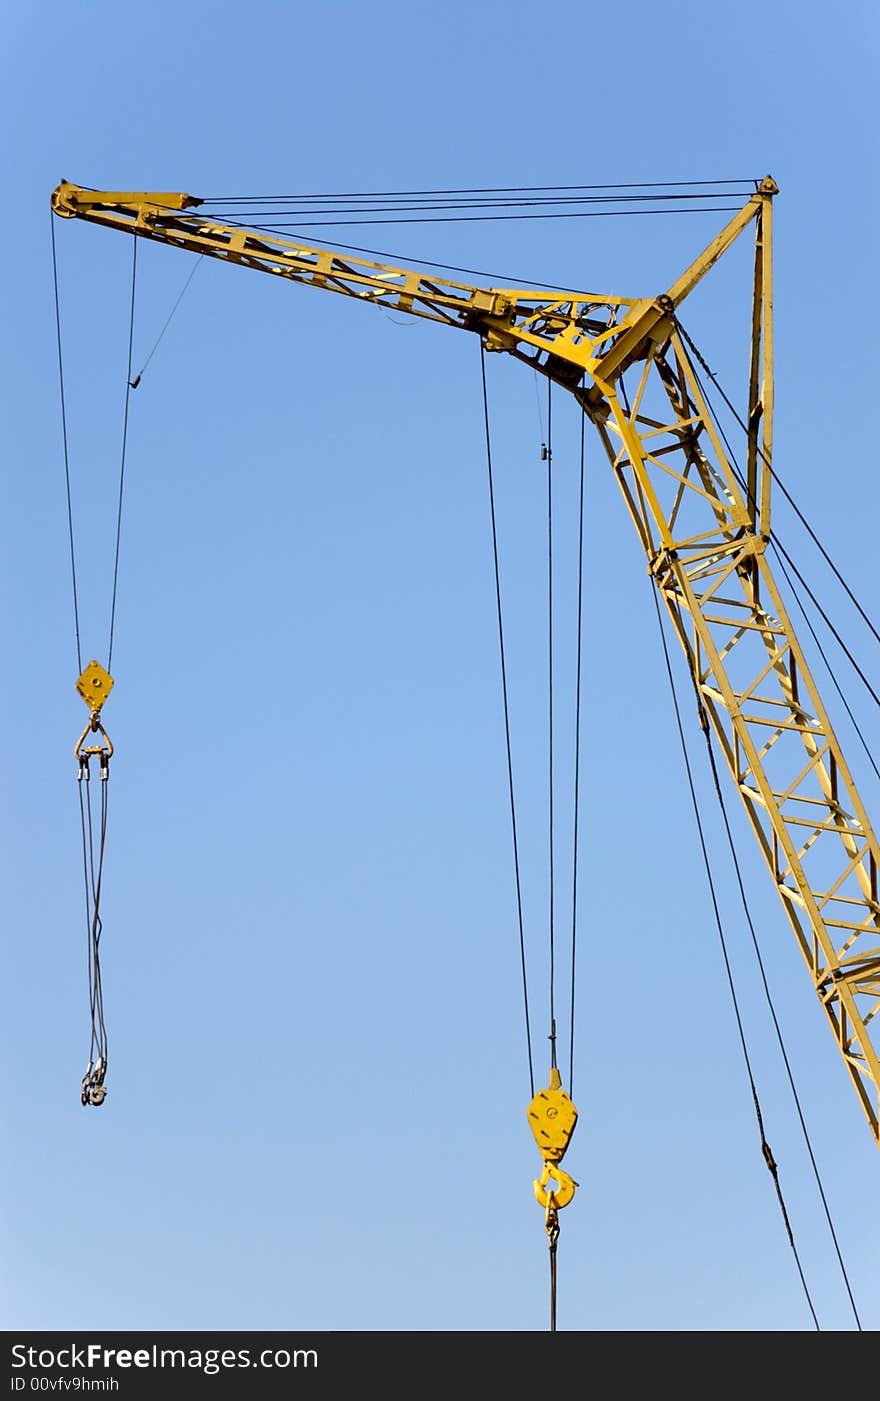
3 1 877 1332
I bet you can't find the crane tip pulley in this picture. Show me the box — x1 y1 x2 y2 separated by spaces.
52 181 202 219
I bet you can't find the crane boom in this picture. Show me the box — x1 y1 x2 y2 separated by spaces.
52 177 880 1144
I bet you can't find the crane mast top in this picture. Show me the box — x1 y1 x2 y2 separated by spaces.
51 175 880 1147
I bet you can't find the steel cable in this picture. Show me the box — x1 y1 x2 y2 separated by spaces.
108 237 137 671
695 690 863 1329
569 392 586 1096
218 206 743 231
480 344 534 1096
675 321 880 651
50 212 82 674
547 381 556 1067
203 178 759 202
649 582 821 1330
674 328 880 721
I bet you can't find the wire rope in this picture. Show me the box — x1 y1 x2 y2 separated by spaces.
694 687 863 1329
674 325 880 714
675 322 880 651
650 333 870 1324
547 380 557 1067
130 254 203 388
50 212 83 674
480 344 535 1096
107 237 137 671
185 217 603 294
196 194 753 218
775 552 880 782
213 206 743 231
203 178 760 202
569 390 586 1096
649 581 821 1330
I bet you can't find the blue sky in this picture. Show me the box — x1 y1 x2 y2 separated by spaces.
3 1 878 1332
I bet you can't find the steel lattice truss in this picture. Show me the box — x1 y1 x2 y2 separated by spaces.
597 331 880 1139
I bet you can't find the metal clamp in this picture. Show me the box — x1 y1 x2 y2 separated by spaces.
81 1056 108 1107
545 1204 560 1249
75 714 113 780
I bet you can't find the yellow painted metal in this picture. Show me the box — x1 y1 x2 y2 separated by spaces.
533 1161 577 1211
76 659 114 712
52 182 199 217
527 1067 578 1164
52 176 880 1147
74 714 114 765
528 1066 579 1214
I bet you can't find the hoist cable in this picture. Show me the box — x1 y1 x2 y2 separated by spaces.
480 344 535 1096
667 345 874 1318
549 1233 558 1332
774 549 880 783
547 381 557 1066
190 205 716 299
203 179 759 201
532 371 544 442
50 212 82 674
77 785 94 1033
197 194 752 218
649 582 821 1330
675 322 880 651
107 238 137 672
78 777 109 1067
695 690 864 1330
675 328 880 713
569 393 586 1096
91 781 109 1062
131 255 203 387
221 206 742 231
214 220 598 294
767 541 880 711
83 782 100 1050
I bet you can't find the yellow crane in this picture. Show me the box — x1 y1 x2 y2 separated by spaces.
51 177 880 1163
